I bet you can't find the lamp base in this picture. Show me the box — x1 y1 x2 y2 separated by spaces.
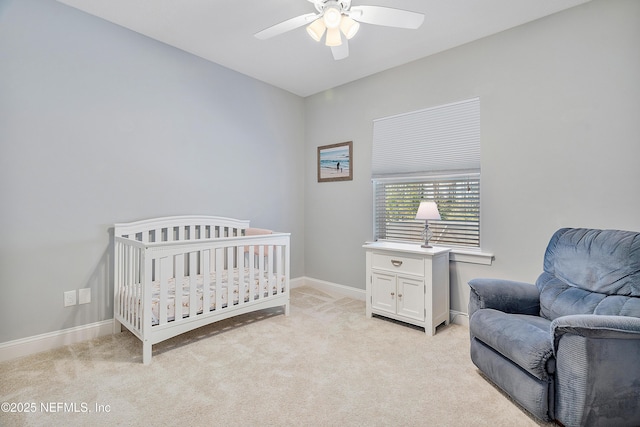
421 223 434 249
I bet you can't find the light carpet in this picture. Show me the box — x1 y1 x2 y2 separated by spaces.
0 286 551 426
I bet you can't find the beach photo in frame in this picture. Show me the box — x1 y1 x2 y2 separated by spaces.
317 141 353 183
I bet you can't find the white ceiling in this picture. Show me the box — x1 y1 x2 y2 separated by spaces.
57 0 591 97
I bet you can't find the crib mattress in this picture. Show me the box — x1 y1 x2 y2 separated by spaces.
123 269 285 325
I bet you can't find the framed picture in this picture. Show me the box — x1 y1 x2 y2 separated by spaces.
317 141 353 182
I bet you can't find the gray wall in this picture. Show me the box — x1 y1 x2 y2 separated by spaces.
2 0 639 345
0 0 305 342
303 0 640 314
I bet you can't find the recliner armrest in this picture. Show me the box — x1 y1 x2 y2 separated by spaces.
468 278 540 317
551 314 640 426
551 314 640 349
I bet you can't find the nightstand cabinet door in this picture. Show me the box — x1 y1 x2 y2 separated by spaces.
396 275 425 322
371 272 396 315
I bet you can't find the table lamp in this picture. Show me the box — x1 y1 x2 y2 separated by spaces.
415 201 441 248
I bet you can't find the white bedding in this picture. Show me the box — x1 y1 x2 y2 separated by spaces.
124 269 285 325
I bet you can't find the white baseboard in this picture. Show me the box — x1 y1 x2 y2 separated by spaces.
0 320 114 363
450 310 469 327
293 276 366 301
1 279 467 363
289 276 306 290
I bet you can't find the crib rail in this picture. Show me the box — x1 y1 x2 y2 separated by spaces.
114 233 290 343
114 215 251 244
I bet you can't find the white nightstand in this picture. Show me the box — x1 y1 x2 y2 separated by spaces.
363 241 451 335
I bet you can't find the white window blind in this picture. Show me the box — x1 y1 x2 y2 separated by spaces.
372 98 481 248
372 98 480 177
374 173 480 247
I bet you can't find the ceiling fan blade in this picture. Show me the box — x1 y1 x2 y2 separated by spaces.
254 13 318 40
331 39 349 60
350 5 424 29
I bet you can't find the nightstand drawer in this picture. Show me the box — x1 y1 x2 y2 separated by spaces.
371 252 424 276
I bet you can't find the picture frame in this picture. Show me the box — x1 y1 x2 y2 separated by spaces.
317 141 353 183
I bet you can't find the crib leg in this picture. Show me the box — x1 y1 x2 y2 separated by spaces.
113 319 122 334
143 341 152 365
284 301 290 316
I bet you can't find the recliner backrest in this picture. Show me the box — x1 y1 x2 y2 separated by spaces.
536 228 640 320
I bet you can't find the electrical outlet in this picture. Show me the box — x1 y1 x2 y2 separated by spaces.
78 288 91 304
64 290 76 307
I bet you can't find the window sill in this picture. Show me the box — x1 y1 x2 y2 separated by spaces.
449 248 494 265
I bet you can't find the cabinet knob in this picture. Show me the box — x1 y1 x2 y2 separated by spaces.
391 292 395 296
391 260 403 267
398 294 403 298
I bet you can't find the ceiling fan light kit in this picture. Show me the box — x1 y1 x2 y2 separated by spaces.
308 3 360 47
255 0 424 60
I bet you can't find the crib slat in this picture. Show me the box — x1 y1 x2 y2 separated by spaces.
175 252 185 322
121 244 128 324
202 250 211 314
268 245 274 295
274 246 282 294
127 251 133 325
126 245 135 325
136 258 142 331
129 247 135 329
237 246 245 306
189 252 198 318
258 245 265 298
158 257 168 325
122 243 129 324
225 246 237 307
276 246 286 293
142 251 153 346
248 245 255 302
132 247 139 330
215 247 224 311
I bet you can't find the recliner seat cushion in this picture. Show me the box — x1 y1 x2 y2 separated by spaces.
470 309 554 380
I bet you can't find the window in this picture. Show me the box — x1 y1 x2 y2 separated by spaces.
374 173 480 247
372 98 481 249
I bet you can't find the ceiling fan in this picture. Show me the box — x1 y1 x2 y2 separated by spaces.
254 0 424 60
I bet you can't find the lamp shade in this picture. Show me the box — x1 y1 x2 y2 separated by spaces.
325 26 342 46
415 201 441 220
339 15 360 39
306 18 326 42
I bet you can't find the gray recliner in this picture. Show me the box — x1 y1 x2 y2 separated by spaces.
468 228 640 426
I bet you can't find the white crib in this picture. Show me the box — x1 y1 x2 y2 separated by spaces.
113 216 290 364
